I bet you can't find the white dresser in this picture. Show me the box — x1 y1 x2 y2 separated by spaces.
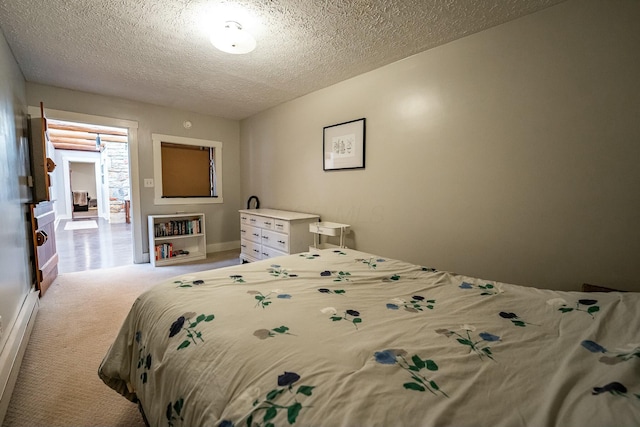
239 209 319 262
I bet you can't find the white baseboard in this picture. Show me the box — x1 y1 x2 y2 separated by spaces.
0 290 39 424
206 240 240 254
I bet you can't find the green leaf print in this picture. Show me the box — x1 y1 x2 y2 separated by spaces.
243 372 315 427
404 382 426 391
375 349 448 398
287 402 303 424
168 312 215 350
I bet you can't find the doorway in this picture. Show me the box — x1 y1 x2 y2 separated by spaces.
45 117 134 273
70 161 98 219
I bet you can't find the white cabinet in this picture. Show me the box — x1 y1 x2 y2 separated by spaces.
148 213 206 266
239 209 319 262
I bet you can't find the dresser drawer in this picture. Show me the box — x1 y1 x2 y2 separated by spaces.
241 224 261 243
258 216 275 229
240 212 251 224
261 229 289 252
241 239 262 260
245 214 259 227
261 245 287 260
273 219 290 234
239 223 251 241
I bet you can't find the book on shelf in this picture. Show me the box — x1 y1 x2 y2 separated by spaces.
154 218 201 237
155 243 191 260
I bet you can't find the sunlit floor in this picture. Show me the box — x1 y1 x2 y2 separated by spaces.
56 217 133 273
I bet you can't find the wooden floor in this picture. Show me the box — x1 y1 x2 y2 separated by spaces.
56 217 133 273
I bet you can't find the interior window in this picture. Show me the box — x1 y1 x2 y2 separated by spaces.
152 134 223 205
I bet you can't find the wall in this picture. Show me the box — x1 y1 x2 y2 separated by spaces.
27 83 242 259
240 0 640 291
0 27 31 371
70 162 96 199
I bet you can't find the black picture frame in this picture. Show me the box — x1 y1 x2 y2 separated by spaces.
323 118 366 171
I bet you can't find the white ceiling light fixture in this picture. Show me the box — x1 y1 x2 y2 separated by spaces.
211 21 256 54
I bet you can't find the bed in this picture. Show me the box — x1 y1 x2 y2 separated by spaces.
99 248 640 426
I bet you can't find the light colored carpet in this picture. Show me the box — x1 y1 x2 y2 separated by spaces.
2 251 241 427
64 220 98 231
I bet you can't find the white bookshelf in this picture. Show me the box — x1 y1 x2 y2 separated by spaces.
148 213 206 266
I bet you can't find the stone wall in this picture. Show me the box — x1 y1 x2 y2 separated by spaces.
105 141 130 223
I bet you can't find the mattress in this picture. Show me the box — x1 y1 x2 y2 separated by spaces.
99 249 640 426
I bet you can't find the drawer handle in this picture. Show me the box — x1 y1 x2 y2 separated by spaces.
278 240 285 244
250 219 256 222
253 249 260 253
262 236 269 240
253 233 259 237
265 222 271 226
241 229 246 233
240 244 246 248
262 252 269 256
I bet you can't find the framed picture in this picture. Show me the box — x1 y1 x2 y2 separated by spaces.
323 118 366 171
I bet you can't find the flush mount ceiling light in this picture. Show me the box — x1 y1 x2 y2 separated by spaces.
211 21 256 54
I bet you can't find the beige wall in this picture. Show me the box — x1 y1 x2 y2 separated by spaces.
240 0 640 291
26 83 242 260
70 162 97 199
0 30 31 354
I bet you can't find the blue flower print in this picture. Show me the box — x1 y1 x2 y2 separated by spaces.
548 297 600 318
479 332 500 342
169 316 185 337
319 270 351 281
249 290 292 308
245 372 316 426
374 350 397 364
387 296 436 312
374 349 447 397
268 265 298 278
322 307 363 329
459 281 502 295
168 312 215 350
582 340 607 353
499 311 537 327
277 371 300 387
593 382 627 396
436 325 500 361
581 340 640 365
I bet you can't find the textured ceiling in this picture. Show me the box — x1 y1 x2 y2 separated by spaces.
0 0 565 120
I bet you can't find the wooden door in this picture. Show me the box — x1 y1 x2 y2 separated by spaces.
29 102 56 203
29 201 58 296
28 102 58 296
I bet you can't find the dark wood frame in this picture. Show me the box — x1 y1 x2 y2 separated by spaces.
323 118 366 171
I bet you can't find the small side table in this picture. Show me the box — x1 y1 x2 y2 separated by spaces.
309 222 351 250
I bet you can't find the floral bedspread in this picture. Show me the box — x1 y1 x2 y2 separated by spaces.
99 249 640 427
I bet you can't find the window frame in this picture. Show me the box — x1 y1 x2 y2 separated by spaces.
152 133 223 205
